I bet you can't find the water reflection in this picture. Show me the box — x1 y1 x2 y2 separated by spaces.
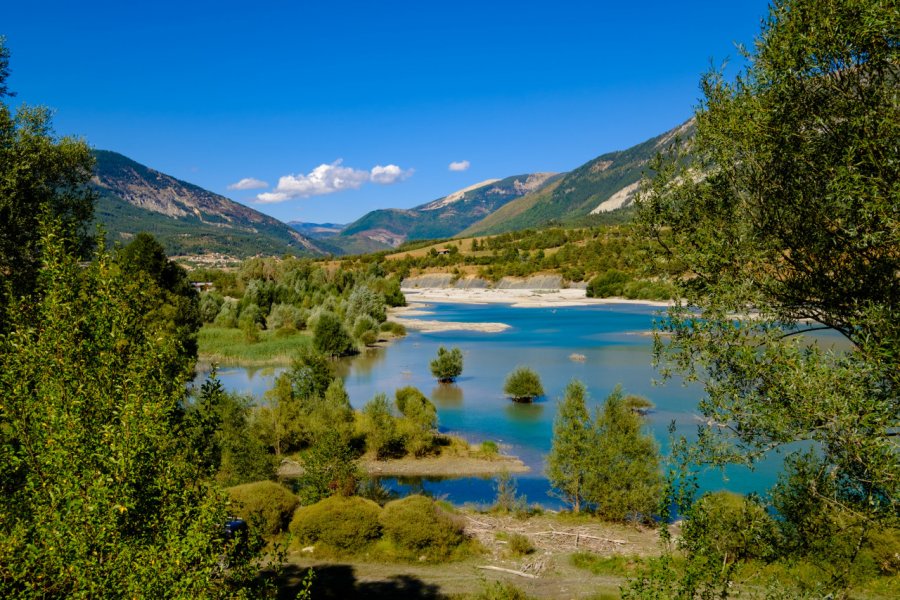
504 401 544 422
431 383 463 405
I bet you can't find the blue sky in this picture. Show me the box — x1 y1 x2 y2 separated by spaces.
4 1 770 224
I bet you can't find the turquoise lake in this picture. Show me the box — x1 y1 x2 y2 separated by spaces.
200 302 792 508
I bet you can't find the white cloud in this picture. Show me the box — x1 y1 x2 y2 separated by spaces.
449 160 470 172
370 164 413 184
256 159 412 203
227 177 269 190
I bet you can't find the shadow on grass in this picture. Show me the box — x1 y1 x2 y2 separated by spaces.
270 563 447 600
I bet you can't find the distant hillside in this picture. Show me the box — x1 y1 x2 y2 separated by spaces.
462 120 694 236
339 173 560 247
288 221 346 239
91 150 327 258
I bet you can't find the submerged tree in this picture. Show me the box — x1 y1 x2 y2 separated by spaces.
429 346 464 383
503 366 545 402
634 0 899 594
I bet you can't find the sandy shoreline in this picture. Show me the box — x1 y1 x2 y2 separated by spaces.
278 454 529 479
400 287 672 309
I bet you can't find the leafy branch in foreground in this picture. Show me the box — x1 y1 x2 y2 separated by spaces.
632 0 899 595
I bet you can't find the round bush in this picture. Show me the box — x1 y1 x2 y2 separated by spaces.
682 492 777 564
380 495 466 556
290 496 383 551
227 480 299 535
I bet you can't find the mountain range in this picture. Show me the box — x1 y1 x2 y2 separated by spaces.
91 150 332 258
90 119 692 258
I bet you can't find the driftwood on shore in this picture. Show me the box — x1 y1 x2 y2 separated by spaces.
476 565 538 579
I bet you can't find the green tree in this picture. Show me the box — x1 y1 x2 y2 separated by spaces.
288 345 336 400
584 386 661 522
503 366 545 402
430 346 464 383
0 230 264 596
546 380 593 512
313 311 356 357
116 232 201 369
297 430 361 504
0 38 95 328
634 0 899 594
361 393 400 459
395 386 438 456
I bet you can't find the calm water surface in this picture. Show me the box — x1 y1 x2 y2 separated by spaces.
200 302 793 508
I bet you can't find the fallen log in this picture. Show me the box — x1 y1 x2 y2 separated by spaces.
476 566 538 579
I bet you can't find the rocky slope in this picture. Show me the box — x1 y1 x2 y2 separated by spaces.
92 150 327 258
339 172 560 247
461 119 694 236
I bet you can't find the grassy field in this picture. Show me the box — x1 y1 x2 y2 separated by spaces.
198 326 312 366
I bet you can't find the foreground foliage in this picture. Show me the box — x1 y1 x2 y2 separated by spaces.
631 0 900 596
0 232 264 597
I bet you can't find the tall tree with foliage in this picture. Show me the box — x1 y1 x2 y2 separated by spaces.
313 311 356 357
115 232 201 371
0 38 95 329
546 380 593 513
635 0 899 594
0 229 265 596
585 386 660 522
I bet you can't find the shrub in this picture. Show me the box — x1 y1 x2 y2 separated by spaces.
507 533 535 556
267 303 305 331
289 496 383 552
199 291 224 323
470 581 536 600
380 495 467 558
352 314 379 346
682 492 778 565
586 269 630 298
214 298 239 328
313 311 355 357
227 480 299 535
379 320 407 336
430 346 463 382
361 393 402 459
503 366 544 402
478 440 499 457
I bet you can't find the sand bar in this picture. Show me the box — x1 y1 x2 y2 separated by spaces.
400 287 672 308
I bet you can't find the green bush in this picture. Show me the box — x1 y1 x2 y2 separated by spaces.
470 580 536 600
227 480 299 535
430 346 463 382
507 533 535 556
213 298 239 328
379 320 407 336
379 495 467 558
267 303 305 331
682 492 778 564
313 311 356 357
289 496 383 552
503 366 544 402
586 269 630 298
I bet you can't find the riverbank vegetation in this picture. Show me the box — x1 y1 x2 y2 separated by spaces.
333 223 682 301
191 255 408 362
